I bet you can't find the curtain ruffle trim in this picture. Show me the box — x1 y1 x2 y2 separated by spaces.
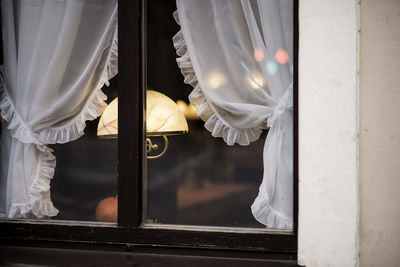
5 146 59 218
173 11 264 146
0 19 118 219
37 22 118 145
0 74 59 218
8 145 59 218
189 85 264 146
251 193 293 230
9 200 57 219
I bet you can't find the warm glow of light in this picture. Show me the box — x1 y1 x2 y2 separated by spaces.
253 48 264 62
97 98 118 136
207 71 226 89
266 61 278 74
146 90 189 133
275 48 289 64
247 73 265 89
97 91 189 136
176 100 199 120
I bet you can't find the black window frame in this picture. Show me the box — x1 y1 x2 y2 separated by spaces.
0 0 299 261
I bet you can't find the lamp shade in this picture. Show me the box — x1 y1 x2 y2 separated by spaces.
176 100 199 120
97 90 188 137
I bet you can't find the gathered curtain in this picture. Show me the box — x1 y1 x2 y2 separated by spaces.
174 0 293 229
0 0 118 218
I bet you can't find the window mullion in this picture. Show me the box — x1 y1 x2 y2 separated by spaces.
118 0 145 227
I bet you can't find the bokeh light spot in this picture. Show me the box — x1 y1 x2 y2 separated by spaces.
290 64 294 74
247 73 265 89
275 48 289 64
266 61 278 74
253 48 264 62
207 71 226 89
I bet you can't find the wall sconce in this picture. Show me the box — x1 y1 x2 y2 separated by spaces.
97 90 188 159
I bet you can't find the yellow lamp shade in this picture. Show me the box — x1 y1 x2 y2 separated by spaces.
176 100 199 120
97 97 118 136
97 90 189 137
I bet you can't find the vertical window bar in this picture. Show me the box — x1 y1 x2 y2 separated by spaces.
118 0 145 227
293 0 299 236
141 0 148 224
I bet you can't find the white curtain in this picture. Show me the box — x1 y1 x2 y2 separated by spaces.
0 0 118 218
174 0 293 229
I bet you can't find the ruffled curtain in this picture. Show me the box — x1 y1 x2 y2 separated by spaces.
174 0 293 229
0 0 118 218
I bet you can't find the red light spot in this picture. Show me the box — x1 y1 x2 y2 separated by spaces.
253 48 264 62
275 49 289 64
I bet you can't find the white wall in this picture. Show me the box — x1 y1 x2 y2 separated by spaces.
359 1 400 266
298 1 359 266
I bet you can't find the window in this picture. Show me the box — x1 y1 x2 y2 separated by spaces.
0 0 298 264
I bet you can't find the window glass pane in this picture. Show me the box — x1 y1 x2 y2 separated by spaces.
145 0 293 229
146 129 265 228
0 1 118 223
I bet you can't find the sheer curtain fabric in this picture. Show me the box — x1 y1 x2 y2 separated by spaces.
174 0 293 229
0 0 118 218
